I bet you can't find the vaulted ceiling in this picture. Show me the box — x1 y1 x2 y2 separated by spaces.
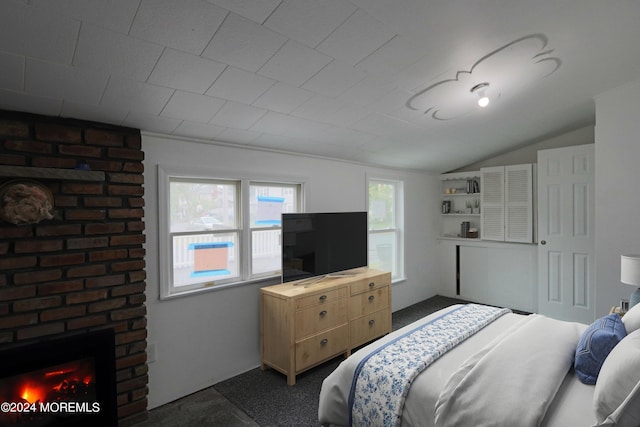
1 0 640 172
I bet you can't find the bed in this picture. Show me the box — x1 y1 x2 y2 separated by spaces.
318 303 640 427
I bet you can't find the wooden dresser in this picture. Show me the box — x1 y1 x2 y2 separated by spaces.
260 268 391 385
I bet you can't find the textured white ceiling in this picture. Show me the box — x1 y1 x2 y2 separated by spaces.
1 0 640 172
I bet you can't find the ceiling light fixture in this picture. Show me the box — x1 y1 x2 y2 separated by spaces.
470 82 490 107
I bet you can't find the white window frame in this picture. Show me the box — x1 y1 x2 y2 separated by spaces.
366 175 405 281
158 165 304 299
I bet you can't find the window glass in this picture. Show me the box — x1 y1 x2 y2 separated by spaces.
249 184 298 228
171 232 239 289
251 229 281 276
368 230 396 273
368 178 404 280
170 179 237 232
369 181 395 230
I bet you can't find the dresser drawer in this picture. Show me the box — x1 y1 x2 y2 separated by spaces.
350 308 391 348
350 273 391 295
295 298 348 339
350 286 390 318
295 287 347 310
296 324 349 371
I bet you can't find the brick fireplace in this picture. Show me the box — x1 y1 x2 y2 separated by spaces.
0 110 148 425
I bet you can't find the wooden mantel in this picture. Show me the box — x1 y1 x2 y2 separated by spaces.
0 165 105 181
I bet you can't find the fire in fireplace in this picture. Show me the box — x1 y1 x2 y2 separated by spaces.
0 329 117 427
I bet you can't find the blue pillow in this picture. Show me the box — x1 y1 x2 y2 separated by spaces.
575 314 627 385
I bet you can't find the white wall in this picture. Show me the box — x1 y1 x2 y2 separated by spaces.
142 134 440 408
594 78 640 316
454 125 594 171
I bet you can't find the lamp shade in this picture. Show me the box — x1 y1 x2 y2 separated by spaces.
622 255 640 308
621 255 640 286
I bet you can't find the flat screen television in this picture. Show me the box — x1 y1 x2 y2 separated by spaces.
281 212 368 283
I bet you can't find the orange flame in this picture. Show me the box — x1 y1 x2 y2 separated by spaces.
20 383 47 403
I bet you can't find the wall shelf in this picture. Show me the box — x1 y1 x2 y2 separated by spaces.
0 165 105 182
440 171 481 238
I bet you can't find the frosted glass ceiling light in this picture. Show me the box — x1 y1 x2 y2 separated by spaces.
471 82 490 107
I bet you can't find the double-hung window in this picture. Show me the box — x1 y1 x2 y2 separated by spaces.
249 183 300 277
159 166 302 298
367 177 404 281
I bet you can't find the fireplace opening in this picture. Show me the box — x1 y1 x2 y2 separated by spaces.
0 329 117 427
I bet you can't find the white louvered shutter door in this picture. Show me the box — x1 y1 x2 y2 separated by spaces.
480 167 504 241
505 164 533 243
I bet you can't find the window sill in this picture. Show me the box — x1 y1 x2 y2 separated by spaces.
391 276 407 285
159 274 282 301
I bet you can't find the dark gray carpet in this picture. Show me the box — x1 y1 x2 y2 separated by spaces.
213 295 467 426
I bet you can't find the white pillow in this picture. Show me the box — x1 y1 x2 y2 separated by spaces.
593 329 640 426
622 302 640 334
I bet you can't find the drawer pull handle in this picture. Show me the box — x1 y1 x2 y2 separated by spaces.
319 295 327 301
368 295 375 301
319 310 327 317
369 319 375 326
320 339 328 346
368 282 375 287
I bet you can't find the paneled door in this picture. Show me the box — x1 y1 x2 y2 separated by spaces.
537 144 595 323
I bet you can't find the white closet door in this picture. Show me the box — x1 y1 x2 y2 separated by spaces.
505 164 533 243
537 144 595 323
480 167 504 241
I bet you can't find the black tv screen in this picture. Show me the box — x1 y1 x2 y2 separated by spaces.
281 212 368 283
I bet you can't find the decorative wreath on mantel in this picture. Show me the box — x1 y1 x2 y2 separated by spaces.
0 180 55 225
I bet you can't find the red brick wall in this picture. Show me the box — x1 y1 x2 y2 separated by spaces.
0 110 148 425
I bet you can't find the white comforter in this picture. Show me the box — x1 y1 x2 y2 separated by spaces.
434 314 583 426
318 305 595 427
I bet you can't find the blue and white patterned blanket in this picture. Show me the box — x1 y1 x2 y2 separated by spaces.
348 304 511 427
